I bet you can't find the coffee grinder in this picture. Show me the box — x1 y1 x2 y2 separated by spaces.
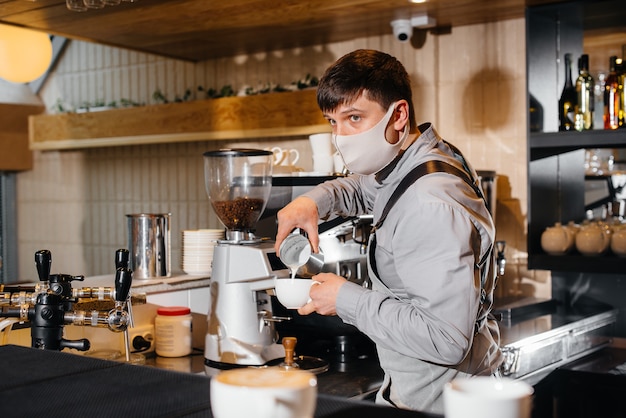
203 149 291 369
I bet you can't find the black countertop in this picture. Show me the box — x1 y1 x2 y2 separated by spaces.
530 339 626 418
0 344 440 418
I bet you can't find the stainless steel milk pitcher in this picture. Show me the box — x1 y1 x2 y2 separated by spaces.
126 213 171 279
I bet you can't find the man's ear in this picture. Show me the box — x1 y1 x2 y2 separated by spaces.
393 100 411 131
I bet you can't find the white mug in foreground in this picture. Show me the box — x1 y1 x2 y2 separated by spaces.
275 278 318 309
210 367 317 418
444 377 533 418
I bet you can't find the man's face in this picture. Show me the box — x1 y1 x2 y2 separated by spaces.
322 94 389 137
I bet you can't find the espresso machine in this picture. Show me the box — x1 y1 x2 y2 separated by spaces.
203 149 292 368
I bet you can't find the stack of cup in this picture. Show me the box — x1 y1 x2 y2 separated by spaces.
308 133 335 174
181 229 224 275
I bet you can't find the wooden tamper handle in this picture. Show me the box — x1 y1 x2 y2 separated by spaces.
282 337 297 367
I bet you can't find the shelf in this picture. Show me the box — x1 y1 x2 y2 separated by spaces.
28 89 329 150
528 253 626 274
530 129 626 160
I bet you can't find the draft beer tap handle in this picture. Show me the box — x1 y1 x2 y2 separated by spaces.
35 250 52 282
115 248 130 270
114 268 133 302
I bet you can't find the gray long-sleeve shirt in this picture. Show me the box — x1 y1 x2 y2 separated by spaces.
303 123 502 413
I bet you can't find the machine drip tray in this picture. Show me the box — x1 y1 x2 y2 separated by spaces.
493 297 557 323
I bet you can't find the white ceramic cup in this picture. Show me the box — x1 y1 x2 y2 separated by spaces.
444 377 533 418
210 367 317 418
274 278 319 309
308 133 333 156
272 147 300 167
312 154 334 173
333 151 344 173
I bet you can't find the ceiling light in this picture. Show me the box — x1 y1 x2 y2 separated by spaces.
0 25 52 84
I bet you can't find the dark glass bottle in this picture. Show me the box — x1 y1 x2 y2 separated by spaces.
604 56 620 130
558 53 576 131
574 54 594 131
529 94 543 132
618 59 626 128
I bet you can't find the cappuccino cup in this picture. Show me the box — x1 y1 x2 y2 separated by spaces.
210 367 317 418
274 278 319 309
444 377 533 418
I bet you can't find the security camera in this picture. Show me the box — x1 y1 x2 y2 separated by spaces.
390 19 412 42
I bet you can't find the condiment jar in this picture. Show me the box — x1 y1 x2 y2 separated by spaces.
575 222 611 256
540 222 575 255
155 306 193 358
610 224 626 257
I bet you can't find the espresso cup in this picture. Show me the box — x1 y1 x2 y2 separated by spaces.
275 278 319 309
210 367 317 418
444 377 533 418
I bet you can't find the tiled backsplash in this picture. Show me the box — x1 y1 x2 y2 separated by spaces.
16 18 539 298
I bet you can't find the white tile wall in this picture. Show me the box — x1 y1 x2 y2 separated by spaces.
17 18 542 299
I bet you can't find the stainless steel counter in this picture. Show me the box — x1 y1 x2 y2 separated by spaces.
496 296 617 384
137 295 618 398
143 348 383 400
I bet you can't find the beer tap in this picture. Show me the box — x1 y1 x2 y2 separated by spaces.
34 250 52 296
111 249 134 361
1 249 139 353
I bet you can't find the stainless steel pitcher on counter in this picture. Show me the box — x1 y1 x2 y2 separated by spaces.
127 213 171 279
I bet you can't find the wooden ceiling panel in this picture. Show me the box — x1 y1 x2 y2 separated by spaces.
0 0 575 62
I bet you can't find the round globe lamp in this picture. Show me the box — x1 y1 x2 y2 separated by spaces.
0 24 52 83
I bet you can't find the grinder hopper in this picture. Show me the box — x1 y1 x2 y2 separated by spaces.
203 148 273 242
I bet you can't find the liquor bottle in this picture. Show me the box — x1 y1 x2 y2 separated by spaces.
559 53 577 131
618 58 625 128
574 54 594 131
604 56 620 130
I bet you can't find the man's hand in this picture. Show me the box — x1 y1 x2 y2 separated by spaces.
275 196 321 254
298 273 347 316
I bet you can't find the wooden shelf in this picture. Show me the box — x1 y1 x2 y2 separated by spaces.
28 89 330 150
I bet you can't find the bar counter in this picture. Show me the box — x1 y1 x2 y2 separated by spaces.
0 344 441 418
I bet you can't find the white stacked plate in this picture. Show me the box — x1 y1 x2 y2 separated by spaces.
181 229 224 275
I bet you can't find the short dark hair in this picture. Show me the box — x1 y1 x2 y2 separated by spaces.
317 49 416 128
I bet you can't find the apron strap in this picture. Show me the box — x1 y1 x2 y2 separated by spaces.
370 159 483 279
368 156 494 334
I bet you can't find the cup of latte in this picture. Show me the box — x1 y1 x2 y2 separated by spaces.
210 367 317 418
274 278 319 309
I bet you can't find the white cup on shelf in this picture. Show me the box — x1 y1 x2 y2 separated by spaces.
308 133 333 156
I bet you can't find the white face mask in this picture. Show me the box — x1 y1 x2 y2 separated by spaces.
333 103 409 175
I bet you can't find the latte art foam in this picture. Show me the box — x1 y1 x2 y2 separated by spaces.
216 367 316 389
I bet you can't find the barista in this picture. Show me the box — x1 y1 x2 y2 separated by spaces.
274 49 502 414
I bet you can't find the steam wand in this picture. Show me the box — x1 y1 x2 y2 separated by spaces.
496 240 506 277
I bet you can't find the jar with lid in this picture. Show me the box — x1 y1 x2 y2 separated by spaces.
155 306 193 357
